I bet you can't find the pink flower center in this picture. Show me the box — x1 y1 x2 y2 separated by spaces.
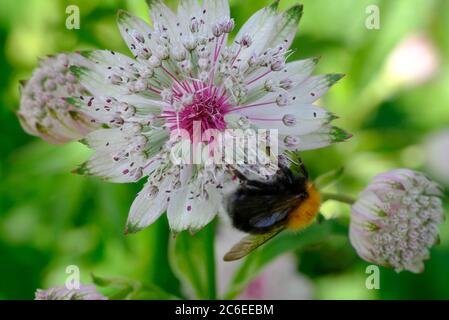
161 83 231 139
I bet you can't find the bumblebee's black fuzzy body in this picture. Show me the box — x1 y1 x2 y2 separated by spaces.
227 165 310 234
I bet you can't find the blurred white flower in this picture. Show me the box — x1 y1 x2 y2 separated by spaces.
18 53 96 144
424 130 449 185
35 284 106 300
350 169 445 273
386 33 439 87
216 223 313 299
238 255 313 300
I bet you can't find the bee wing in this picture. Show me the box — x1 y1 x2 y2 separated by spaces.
223 226 285 261
247 197 301 228
229 192 303 233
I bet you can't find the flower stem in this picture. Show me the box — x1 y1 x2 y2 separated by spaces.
321 192 356 205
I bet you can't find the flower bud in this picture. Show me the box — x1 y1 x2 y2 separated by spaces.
190 18 200 33
182 35 197 51
155 44 169 60
350 169 444 273
284 135 300 149
222 18 235 34
18 53 95 144
271 59 285 72
282 114 296 127
276 93 290 106
171 46 187 62
279 78 294 90
239 34 252 48
264 79 279 92
212 23 224 38
149 55 162 68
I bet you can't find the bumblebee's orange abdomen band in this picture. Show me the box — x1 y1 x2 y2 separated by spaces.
286 182 321 231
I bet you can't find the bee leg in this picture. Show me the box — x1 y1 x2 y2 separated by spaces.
230 168 247 181
245 178 278 190
280 165 296 185
231 168 279 190
297 157 309 179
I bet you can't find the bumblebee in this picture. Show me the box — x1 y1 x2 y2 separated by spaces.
224 160 321 261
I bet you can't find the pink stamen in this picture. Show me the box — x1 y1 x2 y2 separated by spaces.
214 34 226 61
183 80 193 92
230 101 276 112
213 37 220 62
161 65 190 93
231 46 242 66
247 116 282 122
148 86 161 95
177 87 230 138
143 159 155 170
210 35 226 86
246 70 272 86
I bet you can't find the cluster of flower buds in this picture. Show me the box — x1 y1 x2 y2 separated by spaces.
350 169 445 273
18 54 95 143
212 17 235 38
35 285 106 300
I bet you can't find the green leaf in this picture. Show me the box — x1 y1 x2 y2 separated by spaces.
314 167 345 190
223 219 345 299
92 274 179 300
129 284 180 300
169 223 216 300
92 274 136 300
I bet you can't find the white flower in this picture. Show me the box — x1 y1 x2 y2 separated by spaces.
350 169 445 273
35 285 106 300
31 0 349 233
18 54 96 144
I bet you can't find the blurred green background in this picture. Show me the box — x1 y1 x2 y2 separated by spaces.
1 0 449 300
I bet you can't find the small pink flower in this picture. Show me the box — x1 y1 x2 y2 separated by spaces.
216 224 313 299
238 255 313 300
387 34 439 87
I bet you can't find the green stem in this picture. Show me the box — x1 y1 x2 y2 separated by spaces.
205 222 217 300
321 192 356 205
